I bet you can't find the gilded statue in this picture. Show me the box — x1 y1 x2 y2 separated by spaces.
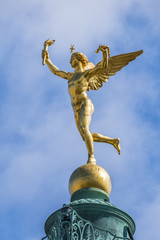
42 40 143 164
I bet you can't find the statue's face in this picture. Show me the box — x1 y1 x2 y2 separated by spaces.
70 55 79 68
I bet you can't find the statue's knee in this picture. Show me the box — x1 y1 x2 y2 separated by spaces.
80 125 88 138
79 128 85 141
79 125 85 135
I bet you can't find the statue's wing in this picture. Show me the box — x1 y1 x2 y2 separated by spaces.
87 50 143 91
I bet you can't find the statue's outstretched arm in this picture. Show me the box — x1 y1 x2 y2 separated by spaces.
87 45 109 78
42 51 71 80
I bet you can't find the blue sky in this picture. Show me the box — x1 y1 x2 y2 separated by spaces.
0 0 160 239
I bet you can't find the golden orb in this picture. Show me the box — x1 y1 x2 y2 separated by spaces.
69 163 111 196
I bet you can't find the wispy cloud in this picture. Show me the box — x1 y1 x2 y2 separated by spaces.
0 0 160 239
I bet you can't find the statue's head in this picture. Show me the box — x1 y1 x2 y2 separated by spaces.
70 52 95 70
70 52 88 68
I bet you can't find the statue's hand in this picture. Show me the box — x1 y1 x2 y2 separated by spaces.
42 39 54 65
95 45 110 55
42 50 49 61
98 45 109 52
44 39 55 47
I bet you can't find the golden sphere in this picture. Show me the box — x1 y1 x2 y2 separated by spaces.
69 164 111 196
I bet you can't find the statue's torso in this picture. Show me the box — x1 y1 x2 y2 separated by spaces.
68 73 88 105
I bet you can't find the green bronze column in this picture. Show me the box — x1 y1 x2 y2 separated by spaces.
43 163 135 240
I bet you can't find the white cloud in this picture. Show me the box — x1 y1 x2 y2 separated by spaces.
0 0 160 239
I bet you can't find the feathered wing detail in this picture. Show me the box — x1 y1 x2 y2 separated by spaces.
87 50 143 91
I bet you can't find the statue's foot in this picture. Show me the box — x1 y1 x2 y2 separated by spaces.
87 154 96 165
113 138 121 155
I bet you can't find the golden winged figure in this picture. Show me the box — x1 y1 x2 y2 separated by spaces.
42 40 143 164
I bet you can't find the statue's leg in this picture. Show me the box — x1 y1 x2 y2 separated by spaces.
74 111 85 141
92 133 121 154
79 99 96 164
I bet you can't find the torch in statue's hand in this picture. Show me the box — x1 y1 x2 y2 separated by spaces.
42 39 55 65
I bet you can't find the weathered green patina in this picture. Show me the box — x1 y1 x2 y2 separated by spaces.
43 188 135 240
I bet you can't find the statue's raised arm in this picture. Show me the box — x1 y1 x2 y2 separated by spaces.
85 45 110 78
42 39 73 80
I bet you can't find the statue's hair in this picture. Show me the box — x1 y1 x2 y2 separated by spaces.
71 52 95 70
71 52 88 66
